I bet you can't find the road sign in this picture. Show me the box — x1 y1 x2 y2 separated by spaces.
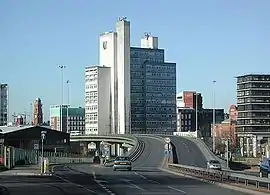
164 143 172 150
34 143 39 150
88 142 96 150
164 137 171 143
104 145 109 150
164 150 172 156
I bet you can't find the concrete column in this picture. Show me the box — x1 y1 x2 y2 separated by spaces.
240 137 244 156
252 136 257 157
116 144 120 156
110 144 116 157
246 138 250 157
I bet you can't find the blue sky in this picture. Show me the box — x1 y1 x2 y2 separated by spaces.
1 0 269 121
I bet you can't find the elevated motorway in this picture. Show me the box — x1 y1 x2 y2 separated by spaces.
0 136 261 195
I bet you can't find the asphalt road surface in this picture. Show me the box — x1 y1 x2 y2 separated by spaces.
168 136 208 168
0 136 260 195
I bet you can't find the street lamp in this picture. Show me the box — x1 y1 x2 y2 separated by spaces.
66 80 70 133
212 80 217 153
41 130 47 174
195 92 198 138
58 65 66 132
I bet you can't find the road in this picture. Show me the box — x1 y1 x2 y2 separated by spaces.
168 136 207 168
0 136 260 195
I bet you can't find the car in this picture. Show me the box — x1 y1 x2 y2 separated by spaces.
207 160 222 170
113 156 132 171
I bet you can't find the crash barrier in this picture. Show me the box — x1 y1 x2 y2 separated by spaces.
0 145 74 170
48 157 93 164
128 140 145 162
168 163 270 192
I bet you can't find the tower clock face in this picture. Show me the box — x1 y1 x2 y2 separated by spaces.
34 115 37 118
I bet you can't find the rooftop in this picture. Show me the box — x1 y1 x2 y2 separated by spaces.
0 125 51 134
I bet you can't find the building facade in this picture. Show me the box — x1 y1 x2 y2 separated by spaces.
176 91 203 110
50 105 85 135
236 74 270 157
85 66 110 135
176 107 195 132
99 17 131 135
130 34 176 134
0 84 8 126
200 108 225 137
33 98 43 126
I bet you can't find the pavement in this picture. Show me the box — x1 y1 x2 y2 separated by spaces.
0 136 266 195
0 165 42 176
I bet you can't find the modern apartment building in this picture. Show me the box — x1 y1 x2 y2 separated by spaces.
130 34 176 134
50 105 85 135
99 17 131 135
236 74 270 157
84 66 110 135
0 84 8 126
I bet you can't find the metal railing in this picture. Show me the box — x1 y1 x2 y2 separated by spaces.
168 163 270 192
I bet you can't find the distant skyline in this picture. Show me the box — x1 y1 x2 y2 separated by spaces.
1 0 270 121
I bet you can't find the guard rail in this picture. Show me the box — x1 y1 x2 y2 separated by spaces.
168 163 270 192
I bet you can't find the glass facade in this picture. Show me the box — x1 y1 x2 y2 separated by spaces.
236 74 270 134
0 84 8 126
130 47 176 134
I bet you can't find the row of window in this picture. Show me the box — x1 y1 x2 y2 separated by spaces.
85 113 98 121
85 128 98 132
238 112 270 118
131 113 174 118
237 90 270 97
177 113 193 119
237 119 270 125
238 104 270 111
85 105 98 111
237 97 270 104
237 83 270 90
67 126 85 131
130 50 164 58
237 76 270 83
177 120 193 126
85 84 97 89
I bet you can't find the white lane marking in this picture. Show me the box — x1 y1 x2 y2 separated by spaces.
54 174 96 193
121 179 146 191
134 172 160 184
168 186 186 194
93 171 115 195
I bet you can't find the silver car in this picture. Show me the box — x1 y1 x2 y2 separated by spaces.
207 160 222 170
113 156 132 171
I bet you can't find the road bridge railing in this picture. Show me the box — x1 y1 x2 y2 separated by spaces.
168 163 270 192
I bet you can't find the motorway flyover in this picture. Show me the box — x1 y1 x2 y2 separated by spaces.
0 135 265 195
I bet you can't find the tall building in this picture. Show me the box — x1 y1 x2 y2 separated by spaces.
50 105 85 135
99 17 131 134
176 91 203 110
176 107 195 132
236 74 270 157
84 66 111 135
130 34 176 134
0 84 8 126
33 98 43 125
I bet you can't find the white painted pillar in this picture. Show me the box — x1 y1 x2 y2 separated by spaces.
246 138 250 157
252 136 257 157
240 137 244 156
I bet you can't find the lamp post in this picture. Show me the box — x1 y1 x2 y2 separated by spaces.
66 80 70 133
41 130 47 174
58 65 66 132
212 80 216 153
195 92 198 138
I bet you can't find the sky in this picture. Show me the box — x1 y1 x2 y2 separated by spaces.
1 0 270 121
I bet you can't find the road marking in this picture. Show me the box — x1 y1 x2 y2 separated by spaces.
54 174 96 193
93 171 115 195
168 186 186 194
134 172 160 184
121 179 146 191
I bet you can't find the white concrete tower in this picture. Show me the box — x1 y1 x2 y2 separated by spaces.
99 32 118 134
116 17 131 134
